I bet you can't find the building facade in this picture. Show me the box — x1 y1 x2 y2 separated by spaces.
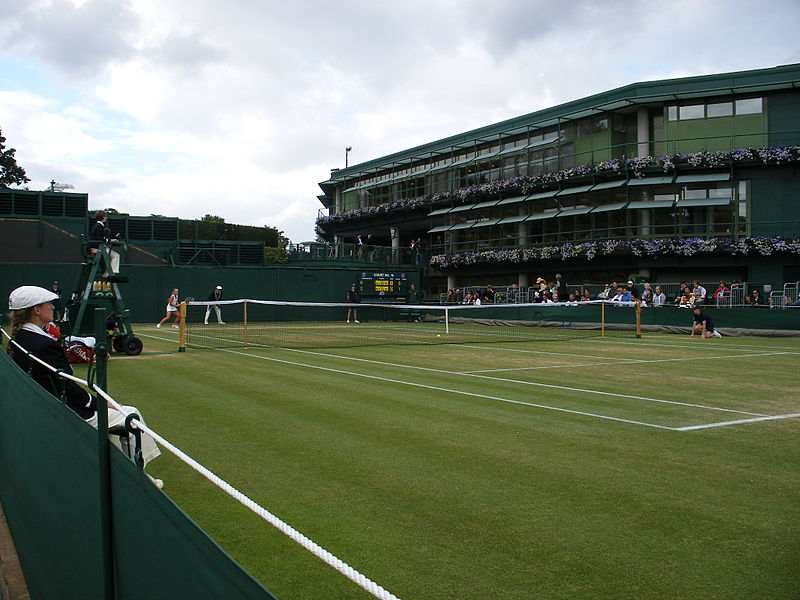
316 64 800 292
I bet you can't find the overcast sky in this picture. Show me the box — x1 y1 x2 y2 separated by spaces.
1 0 798 243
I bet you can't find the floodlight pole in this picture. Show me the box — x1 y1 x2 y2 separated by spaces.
345 146 352 168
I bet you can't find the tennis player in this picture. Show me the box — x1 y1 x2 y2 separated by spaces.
346 283 360 323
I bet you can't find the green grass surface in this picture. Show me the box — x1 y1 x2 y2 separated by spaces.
101 326 800 599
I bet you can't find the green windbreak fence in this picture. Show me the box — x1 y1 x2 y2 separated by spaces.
0 350 278 600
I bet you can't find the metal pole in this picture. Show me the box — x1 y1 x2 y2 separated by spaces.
94 308 115 599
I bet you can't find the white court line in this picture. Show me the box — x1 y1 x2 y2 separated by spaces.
220 348 677 431
464 351 795 374
277 346 769 417
587 337 800 354
674 413 800 431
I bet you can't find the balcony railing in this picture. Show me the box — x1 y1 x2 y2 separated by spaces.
286 242 420 267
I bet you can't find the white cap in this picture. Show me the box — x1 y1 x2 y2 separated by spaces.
216 285 222 289
9 286 59 310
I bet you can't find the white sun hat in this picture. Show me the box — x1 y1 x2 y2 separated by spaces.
8 286 59 310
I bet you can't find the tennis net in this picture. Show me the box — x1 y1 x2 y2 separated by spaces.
181 299 639 350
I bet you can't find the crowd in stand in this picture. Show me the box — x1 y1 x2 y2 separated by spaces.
441 278 794 308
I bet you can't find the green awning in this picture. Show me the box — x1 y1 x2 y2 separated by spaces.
590 180 627 191
557 206 594 217
470 199 502 209
555 184 595 197
495 215 528 225
496 195 529 206
675 197 732 207
448 203 477 214
627 176 675 186
427 224 452 233
428 206 452 216
448 221 476 231
591 202 629 213
526 211 560 221
526 190 559 201
675 172 731 184
471 218 503 229
626 199 675 209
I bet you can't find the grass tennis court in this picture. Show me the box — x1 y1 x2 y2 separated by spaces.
101 326 799 599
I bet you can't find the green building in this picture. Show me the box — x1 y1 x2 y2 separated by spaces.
316 63 800 295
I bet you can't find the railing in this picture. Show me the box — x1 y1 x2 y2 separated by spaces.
286 242 420 267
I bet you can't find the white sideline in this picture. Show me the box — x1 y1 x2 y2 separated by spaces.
271 346 769 417
674 413 800 431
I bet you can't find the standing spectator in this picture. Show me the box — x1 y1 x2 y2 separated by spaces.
157 288 181 328
346 283 360 323
355 234 364 259
555 274 567 298
690 306 722 339
692 280 707 305
713 281 730 306
365 234 374 261
407 283 419 304
50 281 63 321
652 285 667 307
204 285 225 325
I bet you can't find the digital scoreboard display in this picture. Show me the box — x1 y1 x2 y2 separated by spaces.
359 271 408 298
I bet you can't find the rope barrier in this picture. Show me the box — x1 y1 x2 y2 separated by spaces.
2 328 402 600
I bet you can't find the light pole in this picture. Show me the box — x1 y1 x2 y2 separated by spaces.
345 146 352 168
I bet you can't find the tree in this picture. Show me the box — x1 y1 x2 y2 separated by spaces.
0 127 30 188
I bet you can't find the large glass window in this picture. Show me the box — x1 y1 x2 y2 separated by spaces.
707 102 733 117
679 105 704 120
735 97 763 115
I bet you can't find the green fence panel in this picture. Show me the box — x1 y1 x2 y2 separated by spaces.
0 350 278 599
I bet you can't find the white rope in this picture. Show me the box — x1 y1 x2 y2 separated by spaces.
93 386 401 600
2 328 401 600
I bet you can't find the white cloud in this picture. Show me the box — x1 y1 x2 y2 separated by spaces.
1 0 799 242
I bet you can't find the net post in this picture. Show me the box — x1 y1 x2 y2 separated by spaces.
243 300 248 349
178 302 187 352
635 299 642 338
601 301 605 338
445 306 450 335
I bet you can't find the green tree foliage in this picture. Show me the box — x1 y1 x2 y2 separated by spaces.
180 216 286 248
0 127 30 188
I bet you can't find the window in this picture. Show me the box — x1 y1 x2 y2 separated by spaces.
679 105 704 120
706 102 733 118
735 97 763 115
667 106 678 121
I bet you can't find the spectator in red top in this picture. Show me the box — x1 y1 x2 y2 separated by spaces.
713 281 730 305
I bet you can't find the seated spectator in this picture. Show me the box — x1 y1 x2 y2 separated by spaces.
640 283 654 306
7 286 162 482
713 281 730 305
652 285 667 307
484 286 495 303
581 289 592 302
551 291 560 303
625 280 639 299
678 288 696 308
597 283 612 299
508 283 519 303
692 280 708 305
749 289 764 307
674 281 689 305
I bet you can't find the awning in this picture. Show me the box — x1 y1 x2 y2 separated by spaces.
526 190 559 201
627 176 675 186
495 215 529 225
675 172 731 184
555 184 595 196
557 206 594 217
675 197 732 208
626 199 675 209
590 180 627 191
471 218 503 229
427 224 452 233
428 206 452 216
448 203 478 214
590 202 629 213
496 195 529 206
526 211 561 221
448 221 477 231
470 199 502 210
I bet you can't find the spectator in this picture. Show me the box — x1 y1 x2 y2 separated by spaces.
692 280 708 305
652 285 667 307
597 283 612 299
346 283 360 323
355 234 364 259
640 283 653 306
484 286 495 303
690 306 722 339
678 288 696 309
50 281 63 321
7 286 162 477
454 288 464 303
555 274 567 297
536 277 547 292
713 281 730 305
407 283 419 304
581 289 592 302
625 280 639 299
749 289 764 307
673 282 689 305
365 234 374 261
446 289 455 303
508 283 519 303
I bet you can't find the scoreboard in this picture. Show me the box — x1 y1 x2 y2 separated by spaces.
359 271 408 299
